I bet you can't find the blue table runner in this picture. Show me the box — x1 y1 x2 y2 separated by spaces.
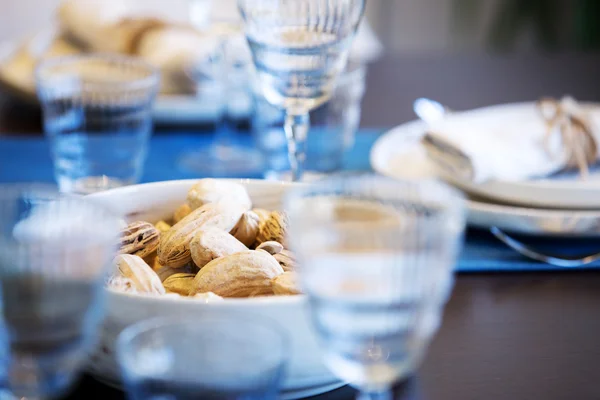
1 129 597 272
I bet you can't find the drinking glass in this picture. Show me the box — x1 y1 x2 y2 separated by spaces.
117 314 288 400
254 63 367 179
178 23 263 177
35 55 160 194
238 0 366 181
285 175 466 400
0 184 121 399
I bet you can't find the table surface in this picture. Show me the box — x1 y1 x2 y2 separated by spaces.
3 53 600 400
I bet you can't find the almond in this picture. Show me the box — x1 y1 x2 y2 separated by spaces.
190 250 284 298
158 202 245 268
190 228 247 268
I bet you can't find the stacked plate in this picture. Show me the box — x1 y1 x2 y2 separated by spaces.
370 102 600 238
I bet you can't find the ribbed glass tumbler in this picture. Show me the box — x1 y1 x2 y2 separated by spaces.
285 175 466 400
35 55 160 194
0 184 121 399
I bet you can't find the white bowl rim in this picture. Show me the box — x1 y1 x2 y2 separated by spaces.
107 287 306 306
90 178 307 306
88 178 303 200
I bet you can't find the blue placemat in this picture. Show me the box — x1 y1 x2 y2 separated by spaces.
0 129 597 272
0 130 379 183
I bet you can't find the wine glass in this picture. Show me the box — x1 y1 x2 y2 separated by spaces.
253 62 367 180
238 0 366 181
285 175 466 400
0 184 121 399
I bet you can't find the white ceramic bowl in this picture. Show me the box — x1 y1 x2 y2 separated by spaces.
87 179 341 399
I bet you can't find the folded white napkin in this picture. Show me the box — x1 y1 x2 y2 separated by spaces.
422 102 600 183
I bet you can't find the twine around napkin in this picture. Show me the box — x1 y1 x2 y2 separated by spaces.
538 96 598 179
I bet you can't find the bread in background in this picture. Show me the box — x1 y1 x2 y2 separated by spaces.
0 29 80 92
58 0 169 54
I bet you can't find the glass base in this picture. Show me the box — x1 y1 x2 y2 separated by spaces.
178 145 264 177
263 170 329 182
58 176 130 194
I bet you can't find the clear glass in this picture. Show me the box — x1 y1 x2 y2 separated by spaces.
35 55 160 194
178 23 263 177
254 63 367 180
238 0 366 181
117 314 288 400
285 175 466 400
0 184 122 399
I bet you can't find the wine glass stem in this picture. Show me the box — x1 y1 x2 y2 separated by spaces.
284 112 310 182
357 389 393 400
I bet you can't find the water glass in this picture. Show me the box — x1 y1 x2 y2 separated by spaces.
254 63 367 179
35 55 160 194
0 184 121 399
285 175 466 400
178 24 263 177
117 314 288 400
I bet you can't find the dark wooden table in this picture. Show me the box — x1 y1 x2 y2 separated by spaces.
3 53 600 400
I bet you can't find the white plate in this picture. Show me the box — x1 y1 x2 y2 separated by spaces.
0 38 251 124
96 372 344 400
371 120 600 237
412 102 600 209
280 381 346 400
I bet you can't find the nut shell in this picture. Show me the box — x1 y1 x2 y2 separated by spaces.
158 202 246 268
190 250 284 298
155 220 171 233
254 211 288 247
256 241 284 255
190 228 247 268
163 273 196 295
113 254 165 295
229 211 260 247
271 271 301 295
274 249 297 272
252 208 271 225
106 275 136 293
187 179 252 211
119 221 160 259
173 204 192 223
155 264 196 282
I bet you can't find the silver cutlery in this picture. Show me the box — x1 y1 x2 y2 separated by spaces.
490 227 600 267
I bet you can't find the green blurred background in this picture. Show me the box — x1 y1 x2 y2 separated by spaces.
366 0 600 53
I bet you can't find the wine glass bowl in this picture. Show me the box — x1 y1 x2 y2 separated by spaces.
238 0 366 181
285 176 466 399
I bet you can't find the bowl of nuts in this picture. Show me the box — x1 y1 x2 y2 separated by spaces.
87 179 341 399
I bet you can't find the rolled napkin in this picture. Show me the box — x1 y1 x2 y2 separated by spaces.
422 98 600 183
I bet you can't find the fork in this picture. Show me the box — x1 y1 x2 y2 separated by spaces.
490 227 600 267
